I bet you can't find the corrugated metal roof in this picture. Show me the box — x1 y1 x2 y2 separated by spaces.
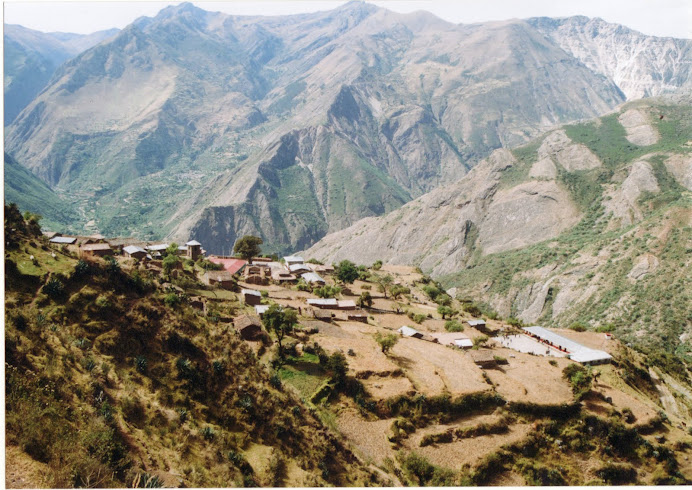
123 245 146 254
209 257 247 275
523 326 612 364
301 272 325 284
242 289 262 297
398 326 421 337
307 298 338 306
284 255 304 263
454 338 474 348
289 263 311 272
467 319 486 327
338 300 357 308
255 305 270 315
50 236 77 244
186 240 202 246
147 244 169 251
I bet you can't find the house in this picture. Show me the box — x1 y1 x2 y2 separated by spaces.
307 298 338 309
251 257 272 263
49 236 77 245
186 240 203 260
337 300 357 310
241 289 263 306
522 326 612 365
466 319 486 329
234 315 263 341
203 271 236 289
398 326 423 339
283 255 304 266
254 305 270 318
272 270 297 284
208 257 247 276
454 338 474 349
469 349 497 367
313 309 333 322
307 263 335 274
289 263 312 274
123 245 147 260
301 272 326 285
80 243 113 258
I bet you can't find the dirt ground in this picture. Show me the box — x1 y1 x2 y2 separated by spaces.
335 409 397 465
388 337 490 395
5 445 49 488
553 328 620 354
483 349 575 404
403 423 533 469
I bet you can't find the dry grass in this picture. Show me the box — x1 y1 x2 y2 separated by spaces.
5 445 50 488
403 423 533 468
484 349 574 404
389 338 489 395
335 409 397 465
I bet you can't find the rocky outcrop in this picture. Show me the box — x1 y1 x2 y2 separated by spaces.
618 109 659 146
604 160 660 226
664 153 692 191
537 130 602 172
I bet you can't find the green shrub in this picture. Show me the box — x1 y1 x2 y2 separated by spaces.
569 322 588 332
43 276 66 300
163 293 180 308
444 320 464 332
562 364 593 400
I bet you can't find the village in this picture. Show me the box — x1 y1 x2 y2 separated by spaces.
15 227 687 483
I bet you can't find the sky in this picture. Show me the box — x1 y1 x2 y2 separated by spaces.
3 0 692 39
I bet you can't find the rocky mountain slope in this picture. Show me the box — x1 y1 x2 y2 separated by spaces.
305 97 692 352
3 24 119 124
7 2 691 253
529 16 692 100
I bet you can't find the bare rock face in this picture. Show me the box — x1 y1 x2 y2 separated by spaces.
478 180 581 255
604 160 660 226
516 281 553 325
664 153 692 190
628 253 660 281
618 109 659 146
537 130 602 172
529 157 558 180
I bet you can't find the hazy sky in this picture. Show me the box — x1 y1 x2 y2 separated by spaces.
4 0 692 39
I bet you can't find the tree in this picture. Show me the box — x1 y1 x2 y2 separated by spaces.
372 260 383 271
326 352 348 388
335 260 359 284
262 304 297 359
375 274 394 298
357 291 373 308
375 332 398 355
234 235 263 264
437 305 454 320
390 285 410 300
162 253 179 278
164 242 179 257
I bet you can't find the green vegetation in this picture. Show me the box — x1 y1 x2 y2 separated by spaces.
234 235 263 263
335 260 360 284
375 332 399 355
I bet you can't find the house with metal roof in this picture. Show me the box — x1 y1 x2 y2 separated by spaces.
337 300 357 310
454 338 474 349
123 245 147 259
254 305 270 318
307 298 338 309
301 272 326 285
50 236 77 245
289 263 312 273
80 243 113 258
522 326 612 365
398 326 423 338
466 319 486 328
283 255 304 265
241 289 262 306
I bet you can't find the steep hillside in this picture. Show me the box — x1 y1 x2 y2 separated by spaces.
529 16 692 100
304 97 692 352
3 24 119 124
3 152 74 232
6 206 692 486
10 3 689 253
4 205 376 488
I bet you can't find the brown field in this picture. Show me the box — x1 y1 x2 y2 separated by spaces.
336 409 397 465
404 423 534 469
484 349 575 404
389 337 490 395
553 328 620 354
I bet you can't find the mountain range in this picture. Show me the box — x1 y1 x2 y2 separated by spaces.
305 96 692 351
5 2 692 255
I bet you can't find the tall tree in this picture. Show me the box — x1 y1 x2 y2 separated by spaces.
234 235 263 264
262 304 297 359
335 260 359 284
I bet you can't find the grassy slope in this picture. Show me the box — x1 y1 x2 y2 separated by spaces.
4 208 376 488
438 100 692 354
4 152 76 232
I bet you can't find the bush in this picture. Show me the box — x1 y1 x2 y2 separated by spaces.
375 332 399 354
164 293 181 308
444 320 464 332
463 302 482 317
569 322 588 332
562 364 593 400
43 276 66 300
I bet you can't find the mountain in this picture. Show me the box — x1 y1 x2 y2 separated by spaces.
3 152 75 232
3 24 119 124
528 16 692 100
304 96 692 352
5 3 692 253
